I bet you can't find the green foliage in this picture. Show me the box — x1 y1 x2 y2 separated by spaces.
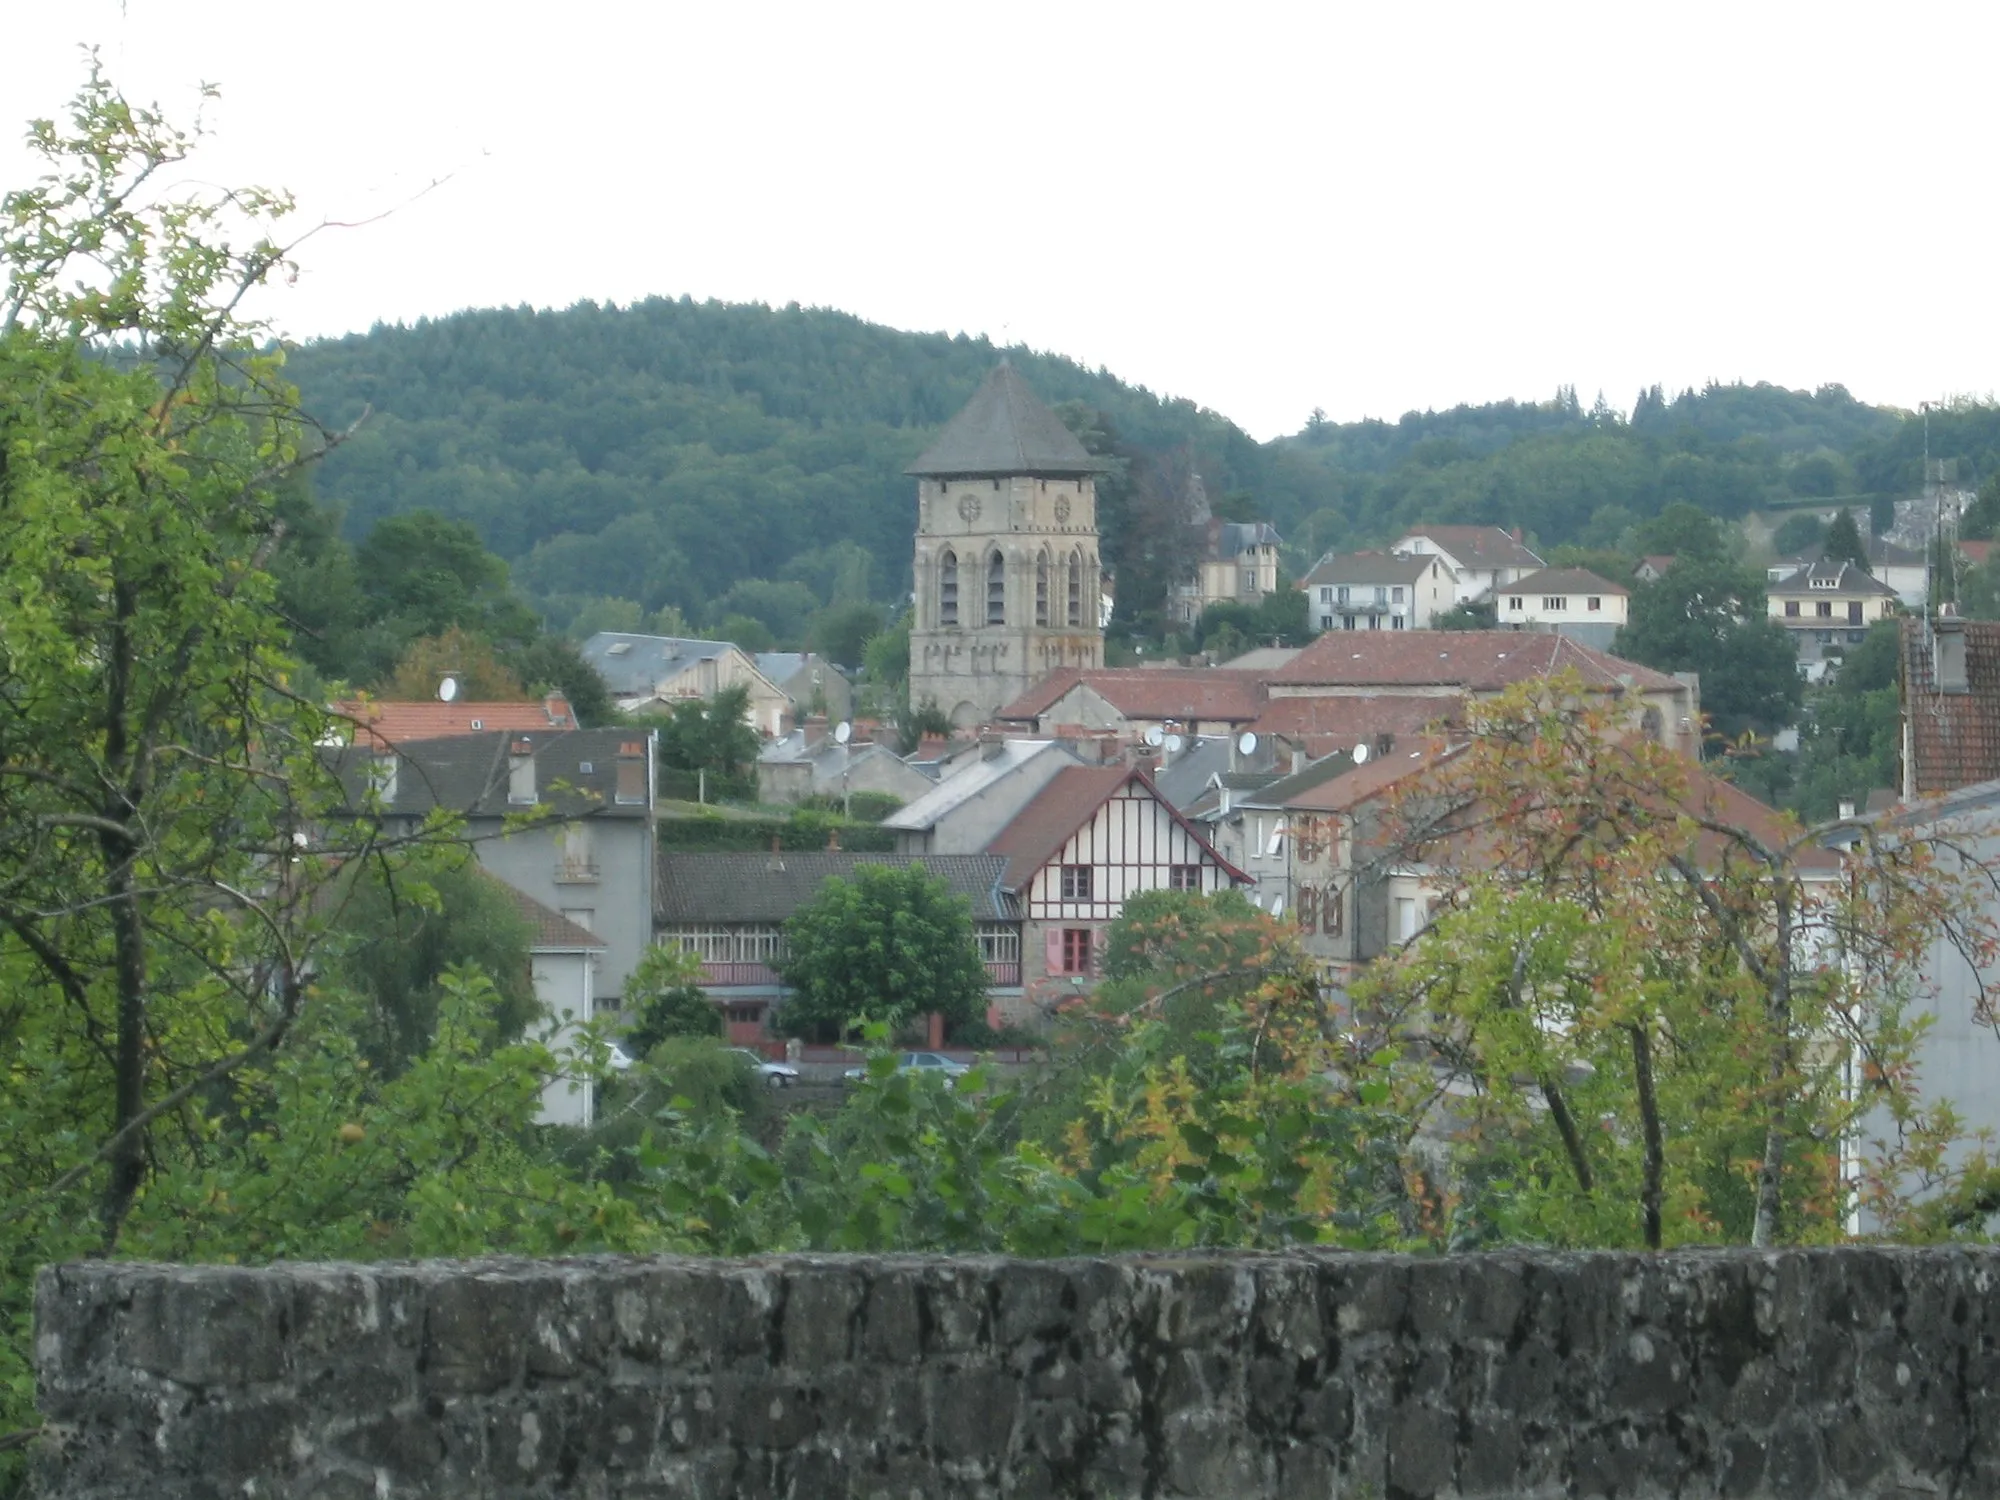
321 857 539 1074
1635 500 1730 561
1434 599 1497 631
1782 620 1903 819
1770 511 1826 557
653 810 898 852
1960 473 2000 542
862 610 912 687
776 865 989 1040
1822 507 1869 570
622 945 722 1055
645 682 761 783
809 600 888 668
1615 554 1802 739
1190 587 1309 656
708 578 820 647
635 1036 765 1124
504 634 614 725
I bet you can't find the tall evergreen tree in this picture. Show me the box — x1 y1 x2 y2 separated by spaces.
1822 507 1869 570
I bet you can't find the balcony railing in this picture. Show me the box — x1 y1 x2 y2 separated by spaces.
552 862 601 884
984 960 1022 986
699 960 783 987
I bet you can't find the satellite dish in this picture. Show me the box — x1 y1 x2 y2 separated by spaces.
1353 741 1371 765
1236 731 1258 756
437 676 460 703
833 721 852 745
1164 733 1185 754
1145 726 1165 748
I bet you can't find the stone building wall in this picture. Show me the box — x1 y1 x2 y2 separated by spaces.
31 1246 2000 1498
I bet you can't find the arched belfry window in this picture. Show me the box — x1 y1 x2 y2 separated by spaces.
987 550 1006 625
1035 552 1050 626
939 550 958 626
1067 549 1084 626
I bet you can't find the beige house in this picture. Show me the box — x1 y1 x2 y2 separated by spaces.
1496 567 1629 649
1166 476 1285 626
582 632 793 736
1767 559 1900 680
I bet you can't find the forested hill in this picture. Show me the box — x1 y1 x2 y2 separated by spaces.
285 298 1253 634
285 295 1992 639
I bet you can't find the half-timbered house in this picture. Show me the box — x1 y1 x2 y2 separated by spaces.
984 764 1250 1019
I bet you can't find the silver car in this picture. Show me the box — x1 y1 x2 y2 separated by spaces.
729 1047 801 1089
843 1052 971 1086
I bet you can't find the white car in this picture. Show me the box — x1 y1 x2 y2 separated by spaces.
729 1047 801 1089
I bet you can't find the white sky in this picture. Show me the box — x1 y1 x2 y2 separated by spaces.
5 1 1995 440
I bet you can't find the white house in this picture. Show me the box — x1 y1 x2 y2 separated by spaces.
1496 567 1629 649
506 887 607 1127
1298 551 1456 631
1390 525 1545 604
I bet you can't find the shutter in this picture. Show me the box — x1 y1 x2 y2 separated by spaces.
1089 927 1109 977
1044 927 1065 975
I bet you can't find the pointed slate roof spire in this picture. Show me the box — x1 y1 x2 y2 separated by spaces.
906 362 1107 478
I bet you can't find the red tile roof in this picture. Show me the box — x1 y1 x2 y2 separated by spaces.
994 667 1265 725
1396 525 1544 570
334 695 576 749
1270 630 1685 694
986 764 1250 887
1902 617 2000 795
1247 694 1460 758
1957 540 1994 568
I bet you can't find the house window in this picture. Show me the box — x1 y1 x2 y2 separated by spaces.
1785 600 1800 617
1542 596 1567 611
1847 630 1867 643
1374 585 1388 605
1395 897 1418 942
1323 886 1344 937
508 743 537 805
1816 601 1833 619
1391 615 1405 629
1169 864 1202 891
939 550 959 626
1058 927 1094 974
615 742 646 804
1241 569 1257 595
1319 614 1334 630
978 925 1021 965
1586 596 1601 612
1068 548 1084 626
1336 585 1350 604
1342 615 1356 630
1816 630 1834 644
557 821 595 880
559 907 594 933
1319 587 1334 605
1060 864 1093 900
987 550 1006 624
1391 586 1404 602
1367 614 1380 629
1847 602 1863 623
1508 596 1524 611
1036 552 1050 626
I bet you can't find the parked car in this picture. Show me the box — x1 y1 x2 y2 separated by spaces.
729 1047 801 1089
842 1052 971 1087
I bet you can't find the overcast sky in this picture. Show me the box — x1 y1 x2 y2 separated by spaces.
5 1 1994 439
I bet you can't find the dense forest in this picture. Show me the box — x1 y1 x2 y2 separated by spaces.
284 296 2000 644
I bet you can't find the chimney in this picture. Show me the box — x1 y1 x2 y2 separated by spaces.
767 834 785 873
1935 610 1969 694
1511 527 1523 544
980 730 1007 761
804 714 828 748
1838 799 1857 822
543 690 573 727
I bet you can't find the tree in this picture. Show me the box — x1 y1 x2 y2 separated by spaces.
1822 507 1869 570
1357 675 1998 1248
1634 500 1730 561
861 609 912 689
645 682 761 786
384 624 527 700
1959 472 2000 542
809 600 887 668
505 635 613 725
622 944 723 1055
1615 556 1802 740
356 510 538 649
775 864 989 1040
1770 512 1826 558
320 858 539 1074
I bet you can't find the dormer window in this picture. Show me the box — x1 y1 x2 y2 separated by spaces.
508 740 537 805
1810 575 1837 590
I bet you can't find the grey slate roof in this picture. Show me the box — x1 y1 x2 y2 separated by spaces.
1300 551 1436 588
905 364 1107 478
1770 559 1900 597
581 633 741 698
654 852 1019 923
1216 522 1283 559
327 728 651 820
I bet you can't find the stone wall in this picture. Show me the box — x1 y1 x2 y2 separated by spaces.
30 1246 2000 1499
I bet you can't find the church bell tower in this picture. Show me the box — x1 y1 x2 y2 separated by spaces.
906 364 1106 727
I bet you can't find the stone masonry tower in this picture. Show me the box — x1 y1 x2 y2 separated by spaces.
907 364 1106 727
